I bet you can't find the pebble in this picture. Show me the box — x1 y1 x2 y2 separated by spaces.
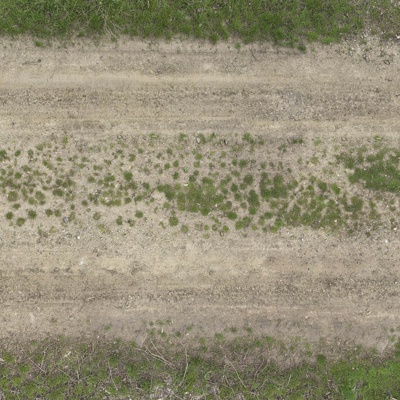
63 217 69 224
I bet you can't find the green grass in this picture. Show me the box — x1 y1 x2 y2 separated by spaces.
0 0 372 46
338 147 400 192
0 335 398 399
16 217 26 226
169 215 179 227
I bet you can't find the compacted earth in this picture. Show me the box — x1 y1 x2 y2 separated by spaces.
0 36 399 352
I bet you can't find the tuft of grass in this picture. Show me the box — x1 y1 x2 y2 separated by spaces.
27 210 37 219
180 224 189 233
169 215 179 227
93 212 101 221
123 171 133 182
16 217 26 226
7 191 18 202
135 210 143 218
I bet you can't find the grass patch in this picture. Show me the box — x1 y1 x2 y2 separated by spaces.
0 135 397 236
169 215 179 227
0 335 398 399
27 210 37 219
0 0 369 46
338 147 400 192
135 210 143 218
16 217 26 227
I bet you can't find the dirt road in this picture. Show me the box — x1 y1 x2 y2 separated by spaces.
0 37 399 349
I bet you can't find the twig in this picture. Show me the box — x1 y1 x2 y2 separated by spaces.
250 49 259 61
19 347 46 374
226 357 247 389
287 374 292 387
142 342 174 369
177 339 189 387
150 339 175 368
107 361 118 391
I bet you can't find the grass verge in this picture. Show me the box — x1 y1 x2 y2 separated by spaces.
0 332 399 399
2 0 398 46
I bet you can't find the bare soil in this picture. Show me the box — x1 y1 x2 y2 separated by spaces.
0 36 399 350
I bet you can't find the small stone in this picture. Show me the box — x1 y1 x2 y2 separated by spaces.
384 60 390 65
63 217 69 224
196 137 201 144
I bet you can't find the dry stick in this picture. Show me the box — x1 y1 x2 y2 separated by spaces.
226 357 247 389
253 360 265 379
287 374 292 388
222 365 235 396
250 49 259 62
19 346 47 374
142 342 174 369
40 345 49 372
107 361 118 391
177 339 189 388
149 339 175 368
242 348 250 362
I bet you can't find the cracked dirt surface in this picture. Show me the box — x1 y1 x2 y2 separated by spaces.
0 36 399 349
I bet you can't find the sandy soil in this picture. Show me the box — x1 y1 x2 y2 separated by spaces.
0 36 399 350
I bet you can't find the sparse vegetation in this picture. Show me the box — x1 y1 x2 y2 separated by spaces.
0 135 398 237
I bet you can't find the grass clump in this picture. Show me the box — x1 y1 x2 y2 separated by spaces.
27 210 37 219
123 171 133 182
7 191 18 202
135 210 144 218
16 217 26 226
169 215 179 227
93 212 101 221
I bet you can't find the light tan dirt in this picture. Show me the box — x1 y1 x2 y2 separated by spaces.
0 36 399 349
